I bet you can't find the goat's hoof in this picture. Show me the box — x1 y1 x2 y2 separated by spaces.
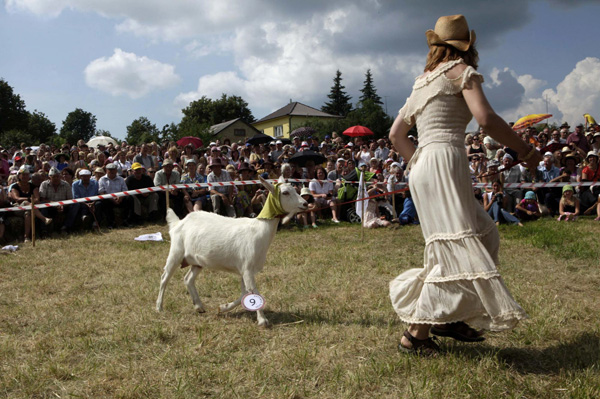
218 304 229 313
258 320 272 329
194 305 206 313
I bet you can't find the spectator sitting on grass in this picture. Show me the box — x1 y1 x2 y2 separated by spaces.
9 167 51 242
557 185 580 221
515 191 541 222
363 187 391 229
483 180 522 226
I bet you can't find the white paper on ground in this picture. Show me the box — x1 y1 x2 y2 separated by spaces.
134 232 163 242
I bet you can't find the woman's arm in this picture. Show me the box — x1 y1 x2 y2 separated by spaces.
574 198 580 216
389 115 416 163
483 193 493 211
559 199 565 215
462 80 543 168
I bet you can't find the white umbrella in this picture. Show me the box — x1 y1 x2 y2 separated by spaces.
87 136 118 148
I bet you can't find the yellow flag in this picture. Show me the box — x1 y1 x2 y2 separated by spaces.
584 113 596 125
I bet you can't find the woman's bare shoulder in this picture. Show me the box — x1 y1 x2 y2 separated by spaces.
444 63 468 80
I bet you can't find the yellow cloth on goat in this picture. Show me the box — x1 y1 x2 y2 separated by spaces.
257 184 285 219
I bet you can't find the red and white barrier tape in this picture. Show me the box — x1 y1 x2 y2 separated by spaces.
0 179 596 213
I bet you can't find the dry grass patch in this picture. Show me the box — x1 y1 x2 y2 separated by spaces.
1 219 599 398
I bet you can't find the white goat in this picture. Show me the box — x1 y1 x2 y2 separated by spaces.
156 175 308 327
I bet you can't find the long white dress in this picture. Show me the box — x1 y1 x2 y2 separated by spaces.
389 59 527 331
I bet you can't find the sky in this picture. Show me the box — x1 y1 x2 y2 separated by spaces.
2 0 600 140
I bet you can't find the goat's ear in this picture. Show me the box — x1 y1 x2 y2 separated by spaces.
259 175 275 194
281 212 296 225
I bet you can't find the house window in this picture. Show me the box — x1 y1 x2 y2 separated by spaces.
234 129 245 136
274 125 283 137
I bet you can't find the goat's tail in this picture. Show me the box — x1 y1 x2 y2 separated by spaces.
166 208 180 230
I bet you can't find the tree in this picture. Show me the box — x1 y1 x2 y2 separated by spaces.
125 117 160 145
0 129 33 148
0 78 29 134
322 70 352 117
346 99 393 139
179 94 255 142
27 110 56 144
359 69 383 105
59 108 97 145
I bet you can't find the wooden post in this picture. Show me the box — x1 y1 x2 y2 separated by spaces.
361 171 365 240
165 182 170 213
31 197 36 247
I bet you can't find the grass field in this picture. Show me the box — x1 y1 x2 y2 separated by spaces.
1 217 599 398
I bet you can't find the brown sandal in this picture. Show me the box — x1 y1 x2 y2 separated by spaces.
398 330 440 356
430 322 485 342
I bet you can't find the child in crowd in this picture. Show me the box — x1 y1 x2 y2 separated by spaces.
362 187 391 228
557 185 580 221
299 187 317 228
515 191 541 221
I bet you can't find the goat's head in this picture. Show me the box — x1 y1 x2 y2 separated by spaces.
258 175 308 224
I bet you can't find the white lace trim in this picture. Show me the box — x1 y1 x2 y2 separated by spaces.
424 222 496 246
398 59 483 126
422 270 500 283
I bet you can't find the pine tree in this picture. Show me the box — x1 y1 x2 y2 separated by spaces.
359 69 382 105
321 70 352 117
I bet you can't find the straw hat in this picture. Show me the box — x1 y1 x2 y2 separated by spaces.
426 15 476 51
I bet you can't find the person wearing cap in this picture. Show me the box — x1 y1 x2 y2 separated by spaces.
515 191 541 221
500 153 523 211
270 140 284 163
292 136 302 151
388 14 544 355
38 167 78 233
154 158 185 218
567 123 590 153
125 162 159 223
92 167 105 181
99 163 130 228
180 158 208 214
72 169 102 229
207 158 235 217
557 184 580 221
9 154 24 174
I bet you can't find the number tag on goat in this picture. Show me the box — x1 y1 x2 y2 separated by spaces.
242 293 265 311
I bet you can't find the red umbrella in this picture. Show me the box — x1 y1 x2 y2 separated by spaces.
177 136 203 149
343 125 374 137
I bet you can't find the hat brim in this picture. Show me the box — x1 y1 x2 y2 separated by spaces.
426 29 476 52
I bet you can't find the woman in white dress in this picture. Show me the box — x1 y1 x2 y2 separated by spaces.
388 15 543 355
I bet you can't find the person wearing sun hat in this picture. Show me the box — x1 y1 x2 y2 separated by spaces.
557 184 579 221
388 14 542 355
515 190 541 221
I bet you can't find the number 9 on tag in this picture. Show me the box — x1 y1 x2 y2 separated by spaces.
242 293 265 311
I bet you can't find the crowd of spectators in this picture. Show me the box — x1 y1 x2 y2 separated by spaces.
1 122 599 243
467 121 600 224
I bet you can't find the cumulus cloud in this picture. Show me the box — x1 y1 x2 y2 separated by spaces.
544 57 600 125
84 48 180 99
